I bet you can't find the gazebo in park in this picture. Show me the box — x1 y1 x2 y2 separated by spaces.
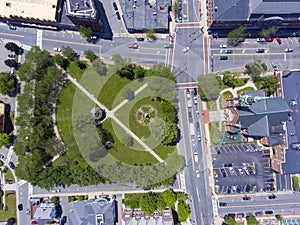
90 107 105 123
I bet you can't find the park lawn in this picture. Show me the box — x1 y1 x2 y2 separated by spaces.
101 118 158 166
125 193 144 202
0 191 16 220
209 122 220 145
222 91 233 98
98 74 131 110
237 86 255 94
66 61 87 81
154 144 176 160
4 168 15 183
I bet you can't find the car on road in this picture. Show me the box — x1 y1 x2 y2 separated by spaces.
265 211 273 215
195 170 200 177
53 47 62 52
127 43 138 49
164 44 173 48
18 204 23 211
268 195 277 200
266 178 275 182
220 44 227 48
197 135 201 142
9 25 16 30
285 48 294 52
186 89 191 99
193 88 197 96
112 2 118 10
8 54 15 58
146 38 154 42
116 11 121 20
224 50 233 54
51 189 60 193
136 37 145 41
0 154 4 158
257 38 265 43
266 37 274 42
193 96 198 105
31 221 38 225
242 196 251 201
256 49 265 53
238 168 244 175
219 56 228 60
193 152 198 163
275 37 282 44
255 211 263 216
183 47 190 53
8 162 15 169
219 202 227 207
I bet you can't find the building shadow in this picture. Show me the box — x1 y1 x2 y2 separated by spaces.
94 1 113 40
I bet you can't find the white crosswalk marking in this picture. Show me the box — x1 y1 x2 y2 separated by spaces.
18 180 26 187
36 30 43 49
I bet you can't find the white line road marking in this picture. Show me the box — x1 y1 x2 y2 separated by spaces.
242 49 246 53
36 29 43 49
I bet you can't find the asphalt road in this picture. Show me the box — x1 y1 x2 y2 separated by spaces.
210 37 300 73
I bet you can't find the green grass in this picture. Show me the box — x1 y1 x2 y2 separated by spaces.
237 86 255 94
222 91 233 98
208 122 220 145
0 191 16 220
98 74 131 110
125 193 144 201
154 144 176 160
4 168 15 183
66 61 87 81
292 176 299 191
101 118 158 165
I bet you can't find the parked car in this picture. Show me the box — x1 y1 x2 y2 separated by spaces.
53 47 62 52
285 48 294 52
136 37 145 41
193 152 198 163
265 211 273 215
0 154 4 158
197 135 201 142
112 2 118 10
182 47 190 53
266 178 275 182
237 213 244 218
268 195 277 200
256 38 265 43
127 43 138 49
8 162 15 169
275 37 282 44
224 50 233 54
193 96 198 105
256 49 265 53
238 168 245 176
193 88 197 96
164 44 173 48
266 37 274 42
219 202 227 207
220 44 227 48
146 38 154 42
8 54 15 58
116 11 121 20
224 163 233 167
220 168 227 177
219 56 228 60
242 196 251 201
18 204 23 211
9 25 16 30
255 211 263 216
31 221 38 225
51 189 60 193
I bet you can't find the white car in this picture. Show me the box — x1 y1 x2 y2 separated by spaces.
193 96 198 105
193 152 199 163
53 47 62 52
220 44 227 48
196 170 200 177
285 48 294 53
256 38 265 42
183 47 190 53
197 135 201 142
51 189 60 193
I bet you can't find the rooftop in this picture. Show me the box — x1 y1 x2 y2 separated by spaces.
213 0 249 21
250 0 300 15
65 0 97 20
0 0 58 21
120 0 170 31
33 202 56 220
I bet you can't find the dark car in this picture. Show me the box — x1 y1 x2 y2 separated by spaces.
9 25 16 30
8 54 15 58
61 216 67 224
245 185 251 192
256 49 265 53
246 212 253 217
265 211 273 215
136 37 145 41
112 2 118 10
266 178 275 182
116 11 121 20
18 204 23 211
8 162 15 169
227 213 235 218
219 56 228 60
268 195 277 200
193 88 197 96
255 211 263 216
219 202 227 207
224 163 233 167
220 168 227 177
224 50 233 54
237 213 244 218
242 196 251 201
0 154 4 158
275 37 282 44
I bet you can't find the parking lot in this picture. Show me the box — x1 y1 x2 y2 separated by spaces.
212 144 274 195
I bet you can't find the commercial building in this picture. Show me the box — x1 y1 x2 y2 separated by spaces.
68 197 116 225
120 0 171 33
207 0 300 37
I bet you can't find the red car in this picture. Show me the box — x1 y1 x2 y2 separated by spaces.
275 37 282 44
127 43 138 49
31 221 38 225
186 89 190 94
266 37 274 42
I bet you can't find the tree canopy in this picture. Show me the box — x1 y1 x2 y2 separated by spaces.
84 50 98 62
62 46 78 61
224 215 236 225
5 42 19 54
198 73 221 101
177 201 190 222
259 27 278 38
245 60 266 82
78 26 93 38
0 133 10 147
228 26 246 45
92 58 107 76
0 72 15 95
246 215 258 225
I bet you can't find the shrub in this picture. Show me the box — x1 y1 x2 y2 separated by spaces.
124 200 139 209
292 176 299 191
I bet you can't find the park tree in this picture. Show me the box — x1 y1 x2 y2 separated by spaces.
74 59 86 70
292 176 299 191
0 134 10 147
223 71 236 88
246 215 258 225
145 65 176 82
62 46 77 61
140 192 157 214
108 54 131 75
156 195 167 210
162 189 177 208
7 218 16 225
172 0 179 15
92 58 107 76
5 42 19 53
261 76 279 96
79 26 93 38
228 26 246 45
0 72 15 95
84 50 98 62
4 59 17 68
50 196 60 204
53 54 69 69
134 65 145 80
224 215 236 225
149 118 166 142
117 64 135 80
122 87 135 100
245 60 266 82
198 73 220 101
259 27 278 38
177 201 190 222
145 29 155 39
